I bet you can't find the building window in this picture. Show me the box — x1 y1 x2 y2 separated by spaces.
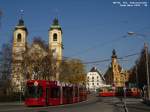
97 83 99 85
92 77 94 82
97 76 99 79
53 33 57 41
92 83 94 85
17 33 22 42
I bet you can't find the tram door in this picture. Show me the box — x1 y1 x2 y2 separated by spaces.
63 87 67 104
46 88 50 105
63 86 73 104
49 86 61 105
67 87 73 104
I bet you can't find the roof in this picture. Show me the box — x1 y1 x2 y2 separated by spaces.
89 67 105 81
14 19 28 33
111 49 117 58
49 18 62 32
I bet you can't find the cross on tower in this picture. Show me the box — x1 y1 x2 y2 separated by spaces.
20 9 24 19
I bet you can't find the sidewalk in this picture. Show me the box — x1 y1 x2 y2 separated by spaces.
143 99 150 106
0 101 23 106
115 97 150 112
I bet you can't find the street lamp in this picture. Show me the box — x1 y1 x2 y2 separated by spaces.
127 32 150 101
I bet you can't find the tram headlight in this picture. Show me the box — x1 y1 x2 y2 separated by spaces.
34 81 38 86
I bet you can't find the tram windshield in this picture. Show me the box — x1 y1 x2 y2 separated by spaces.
25 84 43 98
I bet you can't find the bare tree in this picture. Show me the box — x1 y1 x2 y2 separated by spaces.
0 43 12 96
0 43 12 80
22 37 54 80
59 59 86 84
130 48 150 88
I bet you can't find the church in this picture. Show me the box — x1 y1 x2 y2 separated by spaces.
11 17 63 92
104 49 129 87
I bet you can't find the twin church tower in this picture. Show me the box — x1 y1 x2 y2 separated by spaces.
12 18 63 92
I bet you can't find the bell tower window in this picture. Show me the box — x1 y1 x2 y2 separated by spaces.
17 33 22 42
53 33 57 41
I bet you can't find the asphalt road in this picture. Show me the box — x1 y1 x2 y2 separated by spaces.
0 94 116 112
0 95 149 112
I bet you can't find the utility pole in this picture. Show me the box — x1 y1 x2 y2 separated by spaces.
144 43 150 101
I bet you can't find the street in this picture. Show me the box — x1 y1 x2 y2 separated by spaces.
0 94 150 112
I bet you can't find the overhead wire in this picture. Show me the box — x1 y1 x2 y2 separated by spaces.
68 36 126 58
82 52 140 65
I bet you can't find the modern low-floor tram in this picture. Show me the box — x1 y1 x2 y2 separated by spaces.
25 80 87 106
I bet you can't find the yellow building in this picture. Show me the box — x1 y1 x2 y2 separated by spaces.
104 49 128 87
11 18 63 92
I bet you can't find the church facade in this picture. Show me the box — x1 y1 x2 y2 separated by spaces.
11 18 63 92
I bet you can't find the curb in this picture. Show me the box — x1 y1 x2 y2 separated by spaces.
0 102 23 106
143 100 150 106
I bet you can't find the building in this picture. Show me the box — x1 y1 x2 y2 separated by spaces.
11 18 63 92
86 67 105 92
104 49 129 87
0 52 2 78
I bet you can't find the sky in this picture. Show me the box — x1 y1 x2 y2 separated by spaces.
0 0 150 73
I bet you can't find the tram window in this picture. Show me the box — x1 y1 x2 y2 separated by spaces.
63 87 67 98
25 85 43 98
51 87 60 98
63 87 73 98
75 87 78 97
69 87 73 97
46 88 50 98
37 86 43 97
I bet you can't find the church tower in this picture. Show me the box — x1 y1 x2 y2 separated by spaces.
111 49 122 87
111 49 118 68
49 18 63 80
12 19 28 58
11 18 28 92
